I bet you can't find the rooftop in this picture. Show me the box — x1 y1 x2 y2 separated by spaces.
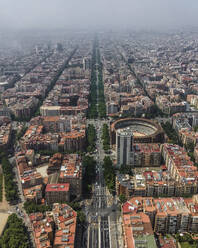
45 183 70 192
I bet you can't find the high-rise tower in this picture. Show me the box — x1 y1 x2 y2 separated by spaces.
116 128 133 167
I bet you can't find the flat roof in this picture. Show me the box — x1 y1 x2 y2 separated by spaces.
46 183 70 192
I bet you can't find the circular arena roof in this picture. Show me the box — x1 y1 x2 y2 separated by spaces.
111 118 164 144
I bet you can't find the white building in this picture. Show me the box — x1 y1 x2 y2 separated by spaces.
116 128 133 167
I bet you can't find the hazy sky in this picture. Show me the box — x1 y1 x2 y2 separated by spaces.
0 0 198 30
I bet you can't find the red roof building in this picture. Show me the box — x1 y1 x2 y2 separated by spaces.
45 183 70 205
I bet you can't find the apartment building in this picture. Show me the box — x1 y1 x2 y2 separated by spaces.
58 154 82 197
116 162 198 199
30 202 78 248
194 146 198 164
10 96 39 119
133 143 161 167
30 115 71 133
15 151 43 189
52 203 77 248
58 130 86 152
30 212 54 248
0 103 10 117
106 101 119 115
23 184 43 203
161 143 198 195
122 196 198 235
179 129 198 146
47 153 63 175
20 125 59 152
23 117 85 153
123 212 157 248
45 183 70 205
156 96 187 115
47 153 82 197
0 122 12 150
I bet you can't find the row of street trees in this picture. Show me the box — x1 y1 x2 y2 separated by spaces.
82 156 96 196
102 123 110 152
0 152 18 202
88 40 98 119
103 156 115 194
97 49 106 118
185 142 198 166
86 124 96 153
145 104 167 119
88 38 106 119
161 122 181 145
66 202 86 224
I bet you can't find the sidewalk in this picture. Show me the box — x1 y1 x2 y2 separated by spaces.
0 175 10 236
0 175 10 212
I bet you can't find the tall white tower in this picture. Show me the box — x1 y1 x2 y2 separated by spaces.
116 127 133 167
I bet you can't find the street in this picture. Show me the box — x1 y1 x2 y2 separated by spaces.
86 47 121 248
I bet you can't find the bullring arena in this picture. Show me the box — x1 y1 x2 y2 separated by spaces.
110 118 164 145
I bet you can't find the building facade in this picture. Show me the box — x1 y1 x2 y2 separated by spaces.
116 128 133 167
45 183 70 205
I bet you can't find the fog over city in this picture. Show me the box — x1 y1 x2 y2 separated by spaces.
1 0 198 248
0 0 198 30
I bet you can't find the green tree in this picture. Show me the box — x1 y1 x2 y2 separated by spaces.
119 164 132 175
82 156 96 195
86 124 96 152
161 122 181 145
88 41 98 119
194 125 198 132
0 155 18 202
0 214 30 248
102 124 110 152
77 211 86 224
103 156 116 193
119 194 127 204
185 142 194 152
24 201 51 214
